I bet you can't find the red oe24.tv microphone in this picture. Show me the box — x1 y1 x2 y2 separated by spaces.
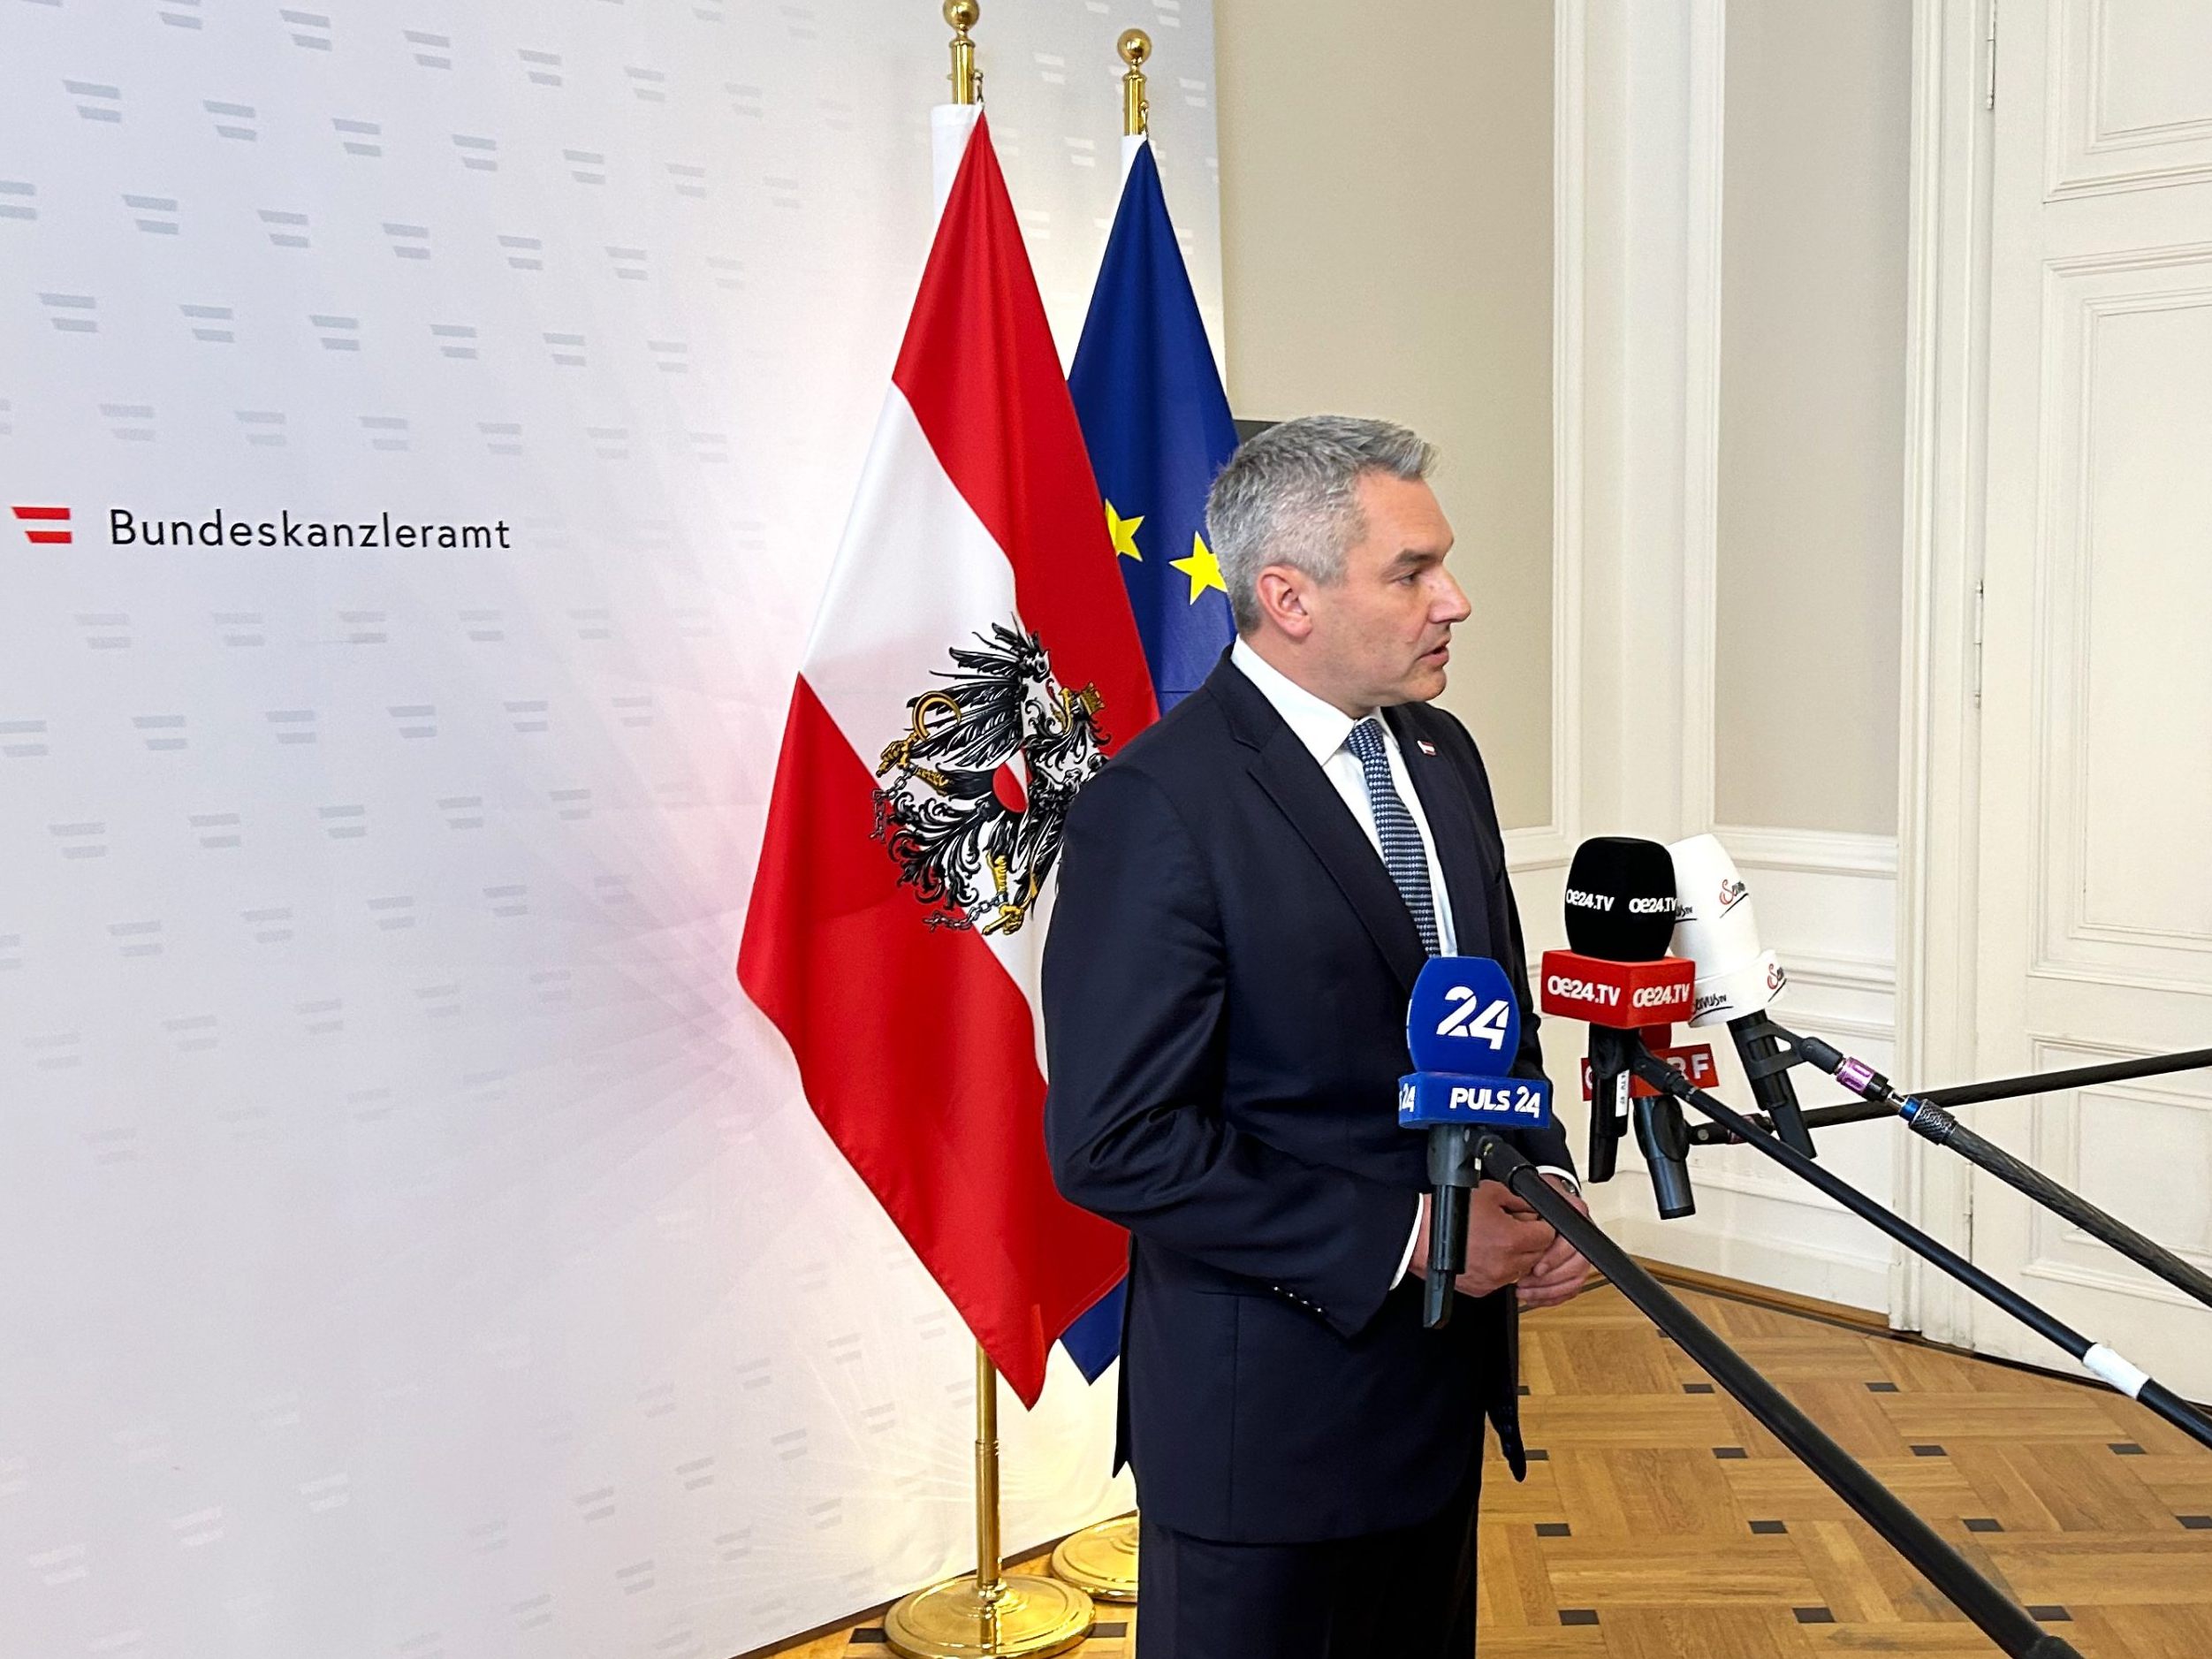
1539 837 1699 1218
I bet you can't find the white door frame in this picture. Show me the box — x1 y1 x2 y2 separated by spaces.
1892 0 1996 1345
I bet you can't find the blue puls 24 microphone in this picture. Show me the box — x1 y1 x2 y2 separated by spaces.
1401 955 1554 1329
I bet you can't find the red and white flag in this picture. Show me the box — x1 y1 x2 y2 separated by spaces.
739 116 1156 1406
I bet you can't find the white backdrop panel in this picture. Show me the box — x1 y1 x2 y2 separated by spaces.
0 4 1221 1655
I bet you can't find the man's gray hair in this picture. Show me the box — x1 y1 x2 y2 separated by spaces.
1205 414 1438 633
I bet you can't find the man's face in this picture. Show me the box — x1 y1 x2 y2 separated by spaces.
1292 472 1471 712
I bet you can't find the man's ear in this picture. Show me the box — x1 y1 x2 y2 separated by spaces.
1256 566 1313 641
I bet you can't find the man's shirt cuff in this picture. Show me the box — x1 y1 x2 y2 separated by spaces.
1390 1197 1423 1289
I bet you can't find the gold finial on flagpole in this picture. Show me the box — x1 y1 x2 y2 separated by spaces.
1117 28 1151 137
946 0 983 105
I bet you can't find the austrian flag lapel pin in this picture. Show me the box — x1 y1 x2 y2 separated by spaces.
1415 739 1437 757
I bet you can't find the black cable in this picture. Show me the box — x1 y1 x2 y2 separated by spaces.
1629 1050 2212 1454
1473 1134 2081 1659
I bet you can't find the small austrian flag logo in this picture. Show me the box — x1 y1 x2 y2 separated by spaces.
1416 739 1437 757
11 505 72 545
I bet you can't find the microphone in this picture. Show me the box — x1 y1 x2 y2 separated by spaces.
1402 955 1554 1329
1667 834 1819 1158
1542 837 1699 1218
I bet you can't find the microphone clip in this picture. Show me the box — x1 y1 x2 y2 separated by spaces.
1737 1030 1802 1084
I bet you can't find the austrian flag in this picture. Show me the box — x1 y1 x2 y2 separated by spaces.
738 116 1154 1406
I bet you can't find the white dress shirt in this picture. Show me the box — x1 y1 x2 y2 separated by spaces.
1229 639 1457 952
1228 639 1577 1289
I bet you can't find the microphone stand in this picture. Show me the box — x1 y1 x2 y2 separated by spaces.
1627 1048 2212 1451
1473 1135 2082 1659
1684 1044 2212 1145
1728 1008 1820 1156
1782 1031 2212 1313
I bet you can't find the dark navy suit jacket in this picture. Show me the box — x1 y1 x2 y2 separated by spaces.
1042 652 1571 1545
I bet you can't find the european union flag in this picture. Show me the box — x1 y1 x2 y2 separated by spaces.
1068 140 1240 712
1058 139 1238 1382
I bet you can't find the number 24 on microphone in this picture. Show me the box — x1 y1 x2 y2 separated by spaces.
1396 1073 1556 1128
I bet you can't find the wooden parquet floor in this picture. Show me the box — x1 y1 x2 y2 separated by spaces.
769 1283 2212 1658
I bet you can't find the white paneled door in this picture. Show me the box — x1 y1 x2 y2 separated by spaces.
1971 0 2212 1396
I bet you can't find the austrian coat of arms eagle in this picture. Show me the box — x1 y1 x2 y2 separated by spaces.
871 620 1110 935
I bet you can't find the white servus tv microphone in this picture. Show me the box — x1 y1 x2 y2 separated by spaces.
1667 833 1817 1157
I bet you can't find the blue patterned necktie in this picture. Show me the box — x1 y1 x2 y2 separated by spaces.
1344 717 1441 956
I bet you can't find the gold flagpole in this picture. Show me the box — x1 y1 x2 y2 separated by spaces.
885 1349 1094 1657
885 17 1095 1655
1047 34 1156 1614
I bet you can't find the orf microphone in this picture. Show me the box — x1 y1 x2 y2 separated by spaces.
1668 834 1818 1158
1402 955 1548 1328
1542 838 1699 1218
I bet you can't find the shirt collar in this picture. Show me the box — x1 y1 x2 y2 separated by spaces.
1230 637 1380 769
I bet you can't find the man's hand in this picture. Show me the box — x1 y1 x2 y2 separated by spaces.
1516 1176 1595 1310
1408 1185 1555 1300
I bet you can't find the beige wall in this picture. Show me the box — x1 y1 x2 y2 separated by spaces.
1211 0 1555 831
1714 1 1909 834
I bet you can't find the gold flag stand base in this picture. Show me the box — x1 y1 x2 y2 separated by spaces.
1048 1514 1138 1602
884 1572 1094 1659
886 1336 1096 1659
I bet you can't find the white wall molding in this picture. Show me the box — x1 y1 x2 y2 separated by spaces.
1782 948 1900 996
1684 1163 1852 1210
1505 832 1573 874
1678 0 1729 837
1570 0 1731 841
1893 0 1996 1346
1718 824 1901 879
1566 4 1905 1322
1602 1210 1894 1312
1577 4 1692 838
1788 1008 1898 1044
1507 0 1590 878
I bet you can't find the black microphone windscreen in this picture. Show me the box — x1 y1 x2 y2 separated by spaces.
1564 837 1678 961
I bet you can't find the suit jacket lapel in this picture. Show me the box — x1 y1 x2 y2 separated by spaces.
1384 705 1494 956
1249 733 1430 993
1206 657 1429 992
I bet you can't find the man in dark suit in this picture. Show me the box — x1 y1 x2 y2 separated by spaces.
1042 415 1592 1657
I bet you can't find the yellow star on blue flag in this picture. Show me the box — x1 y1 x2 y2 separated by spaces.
1171 532 1226 603
1068 139 1239 716
1106 501 1144 561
